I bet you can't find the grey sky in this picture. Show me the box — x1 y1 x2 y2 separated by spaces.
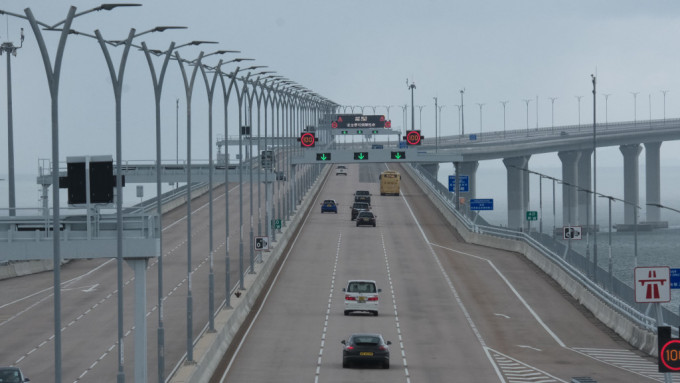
1 1 680 176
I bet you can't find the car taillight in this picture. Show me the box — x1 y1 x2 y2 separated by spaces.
345 295 356 301
346 345 354 350
367 296 378 301
379 345 386 351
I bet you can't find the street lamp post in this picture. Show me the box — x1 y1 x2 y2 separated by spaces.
548 97 557 134
438 104 445 151
603 93 611 127
661 90 669 124
433 97 438 151
591 75 598 284
0 27 23 217
476 103 484 138
631 91 639 125
408 80 416 131
575 95 583 131
460 89 465 136
175 49 206 365
523 99 531 136
417 105 425 130
500 101 508 139
19 5 141 382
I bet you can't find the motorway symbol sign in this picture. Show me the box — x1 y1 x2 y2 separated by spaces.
448 175 469 192
470 198 493 211
635 266 670 303
255 236 269 250
271 219 282 230
563 226 582 240
526 211 538 221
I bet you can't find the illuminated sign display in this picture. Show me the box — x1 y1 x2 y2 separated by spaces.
316 153 331 161
299 132 316 147
391 151 405 160
404 130 422 145
333 115 386 129
353 152 369 160
659 326 680 372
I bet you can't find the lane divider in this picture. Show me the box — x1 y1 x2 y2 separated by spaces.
314 233 342 383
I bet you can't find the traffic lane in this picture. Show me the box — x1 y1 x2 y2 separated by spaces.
396 166 657 382
320 224 404 383
221 175 345 382
3 180 260 382
374 189 503 382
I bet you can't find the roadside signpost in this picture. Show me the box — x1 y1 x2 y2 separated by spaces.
470 199 493 211
562 226 582 240
448 175 469 192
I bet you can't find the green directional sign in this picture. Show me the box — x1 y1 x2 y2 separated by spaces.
341 130 349 135
271 219 282 230
526 211 538 221
371 130 380 134
391 151 406 160
316 153 331 161
353 152 369 160
356 130 363 134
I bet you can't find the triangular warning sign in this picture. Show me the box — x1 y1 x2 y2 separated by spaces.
338 116 343 122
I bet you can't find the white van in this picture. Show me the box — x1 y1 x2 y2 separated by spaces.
343 280 381 316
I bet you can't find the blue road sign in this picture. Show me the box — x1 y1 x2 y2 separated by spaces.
469 134 477 141
448 175 469 192
470 198 493 211
671 268 680 289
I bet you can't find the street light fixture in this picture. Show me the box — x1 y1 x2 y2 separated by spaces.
548 97 558 134
575 95 583 131
523 98 531 136
631 91 639 125
0 27 24 217
500 101 508 139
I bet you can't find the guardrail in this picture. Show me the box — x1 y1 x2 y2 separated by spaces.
406 163 673 336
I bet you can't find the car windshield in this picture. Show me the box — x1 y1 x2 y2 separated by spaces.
0 369 21 383
358 212 373 218
323 200 335 204
353 203 368 209
347 282 376 293
355 191 369 195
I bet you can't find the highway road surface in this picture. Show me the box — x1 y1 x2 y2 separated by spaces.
215 163 664 383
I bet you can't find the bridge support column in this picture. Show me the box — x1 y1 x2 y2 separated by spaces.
503 156 528 230
620 144 642 225
558 150 581 226
644 142 664 225
578 149 593 227
420 163 440 180
457 161 478 216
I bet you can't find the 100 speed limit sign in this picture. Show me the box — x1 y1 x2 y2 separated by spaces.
255 236 269 250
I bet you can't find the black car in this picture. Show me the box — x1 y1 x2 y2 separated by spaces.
356 211 376 227
350 202 370 220
354 190 371 205
0 367 29 382
341 333 391 369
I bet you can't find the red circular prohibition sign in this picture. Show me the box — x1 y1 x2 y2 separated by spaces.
661 339 680 371
406 130 421 145
300 132 315 147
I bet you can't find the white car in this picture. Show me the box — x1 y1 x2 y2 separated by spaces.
343 280 381 316
336 168 347 176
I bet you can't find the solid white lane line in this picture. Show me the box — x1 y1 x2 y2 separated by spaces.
399 192 506 383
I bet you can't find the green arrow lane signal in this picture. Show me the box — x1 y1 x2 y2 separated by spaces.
391 151 405 160
353 152 368 160
357 130 363 134
341 130 348 135
316 153 331 161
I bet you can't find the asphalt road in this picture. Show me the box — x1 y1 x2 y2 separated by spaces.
216 162 664 383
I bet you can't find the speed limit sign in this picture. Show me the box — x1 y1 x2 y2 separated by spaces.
255 236 269 250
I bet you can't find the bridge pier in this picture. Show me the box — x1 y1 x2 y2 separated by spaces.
644 142 665 227
456 161 478 216
420 163 440 179
558 150 581 226
577 149 593 227
503 156 529 230
620 144 642 225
